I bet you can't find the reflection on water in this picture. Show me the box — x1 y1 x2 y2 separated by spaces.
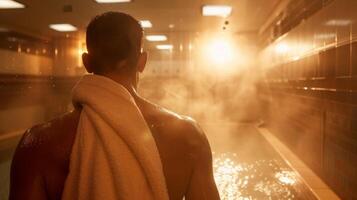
213 152 306 200
275 171 297 186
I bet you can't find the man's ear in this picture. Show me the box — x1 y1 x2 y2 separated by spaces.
137 51 147 73
82 53 93 73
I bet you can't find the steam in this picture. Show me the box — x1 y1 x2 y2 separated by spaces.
138 42 262 125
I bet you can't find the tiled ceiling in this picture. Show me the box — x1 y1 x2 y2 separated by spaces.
0 0 281 39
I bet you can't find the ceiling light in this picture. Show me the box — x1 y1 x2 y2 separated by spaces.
49 24 77 32
94 0 131 3
0 0 25 9
146 35 167 42
0 27 10 32
202 5 232 17
156 45 173 50
325 19 353 26
140 20 152 28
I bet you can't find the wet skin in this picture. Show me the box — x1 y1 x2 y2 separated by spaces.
9 95 220 200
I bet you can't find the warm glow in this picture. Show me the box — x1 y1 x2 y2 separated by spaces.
49 24 77 32
196 33 248 77
146 35 167 42
325 19 353 26
140 20 152 28
213 153 243 199
275 171 297 185
213 153 301 199
275 43 289 54
156 44 173 50
77 42 87 67
0 0 24 9
195 31 259 78
202 5 232 17
94 0 131 3
204 38 234 65
314 33 336 40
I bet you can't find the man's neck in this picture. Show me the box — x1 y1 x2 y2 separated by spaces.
100 72 139 98
95 72 154 117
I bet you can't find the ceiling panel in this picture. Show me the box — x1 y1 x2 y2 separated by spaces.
0 0 281 39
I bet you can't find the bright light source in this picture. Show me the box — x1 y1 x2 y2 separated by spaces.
146 35 167 42
198 34 250 75
293 56 300 61
94 0 131 3
156 44 173 50
202 5 232 17
0 0 25 9
275 43 289 54
205 38 234 64
140 20 152 28
49 24 77 32
325 19 353 26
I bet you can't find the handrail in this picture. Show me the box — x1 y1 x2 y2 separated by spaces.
0 74 81 84
0 129 25 151
0 130 24 142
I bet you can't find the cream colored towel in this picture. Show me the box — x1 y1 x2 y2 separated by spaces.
61 75 169 200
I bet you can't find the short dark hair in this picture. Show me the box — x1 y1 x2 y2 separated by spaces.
86 12 143 73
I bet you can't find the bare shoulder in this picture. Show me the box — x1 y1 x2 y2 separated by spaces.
10 110 80 199
11 110 80 174
147 105 210 156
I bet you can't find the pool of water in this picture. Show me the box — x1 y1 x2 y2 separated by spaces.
205 124 317 200
213 153 316 200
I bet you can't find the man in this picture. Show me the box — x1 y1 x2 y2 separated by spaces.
10 12 220 200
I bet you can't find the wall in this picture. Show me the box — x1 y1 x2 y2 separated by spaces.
0 49 53 75
260 0 357 199
52 37 87 76
0 31 85 135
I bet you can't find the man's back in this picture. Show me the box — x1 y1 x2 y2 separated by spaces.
10 97 219 200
